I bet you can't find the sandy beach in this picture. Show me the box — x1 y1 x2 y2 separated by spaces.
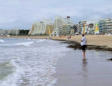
52 35 112 47
51 35 112 51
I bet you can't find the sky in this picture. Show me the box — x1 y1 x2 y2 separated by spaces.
0 0 112 29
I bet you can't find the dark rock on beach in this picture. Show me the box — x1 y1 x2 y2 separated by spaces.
107 58 112 61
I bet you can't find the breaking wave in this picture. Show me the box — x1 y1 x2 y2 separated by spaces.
15 41 34 47
0 39 69 86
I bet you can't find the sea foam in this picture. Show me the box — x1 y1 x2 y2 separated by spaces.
0 39 69 86
0 39 5 43
15 41 34 47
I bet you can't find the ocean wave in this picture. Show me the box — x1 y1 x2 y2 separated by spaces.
15 41 34 47
0 39 69 86
0 45 60 86
0 56 58 86
0 39 5 43
0 59 24 86
33 39 46 43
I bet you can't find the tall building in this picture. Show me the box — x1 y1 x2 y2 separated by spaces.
29 20 53 35
79 21 87 34
99 18 112 34
79 20 99 34
87 21 98 34
52 16 74 36
29 16 75 36
87 23 94 34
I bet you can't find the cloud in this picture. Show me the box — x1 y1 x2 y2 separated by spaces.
0 0 112 29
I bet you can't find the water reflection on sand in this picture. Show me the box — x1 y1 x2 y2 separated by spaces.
82 60 88 86
56 50 112 86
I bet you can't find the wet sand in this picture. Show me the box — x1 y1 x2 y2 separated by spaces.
55 50 112 86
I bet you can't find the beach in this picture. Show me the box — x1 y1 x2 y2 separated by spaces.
1 35 112 51
51 35 112 51
9 35 112 51
55 49 112 86
0 38 112 86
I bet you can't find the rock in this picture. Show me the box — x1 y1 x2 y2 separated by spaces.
107 58 112 61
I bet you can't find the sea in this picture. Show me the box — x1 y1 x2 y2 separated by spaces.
0 38 70 86
0 38 112 86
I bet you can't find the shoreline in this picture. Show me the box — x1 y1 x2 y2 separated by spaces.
0 35 49 39
1 35 112 51
55 39 112 51
51 37 112 51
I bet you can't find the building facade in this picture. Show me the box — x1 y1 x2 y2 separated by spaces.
0 29 20 36
99 18 112 34
29 20 53 36
79 20 99 34
52 16 74 36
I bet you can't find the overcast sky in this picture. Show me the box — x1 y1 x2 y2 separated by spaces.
0 0 112 29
